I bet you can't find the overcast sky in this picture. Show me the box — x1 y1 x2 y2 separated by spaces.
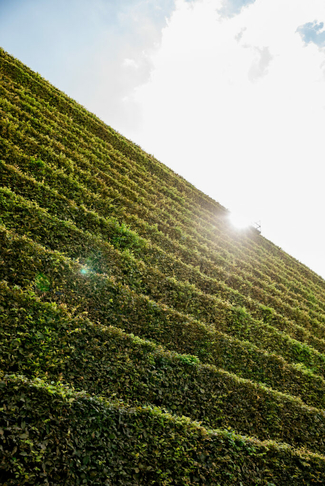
1 0 325 278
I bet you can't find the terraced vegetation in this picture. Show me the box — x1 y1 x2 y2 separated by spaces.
1 47 325 485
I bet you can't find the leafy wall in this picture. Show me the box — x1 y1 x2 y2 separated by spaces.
1 47 325 485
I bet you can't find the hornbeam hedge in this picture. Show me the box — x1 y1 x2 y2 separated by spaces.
2 47 325 484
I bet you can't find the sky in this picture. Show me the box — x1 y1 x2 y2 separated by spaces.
1 0 325 278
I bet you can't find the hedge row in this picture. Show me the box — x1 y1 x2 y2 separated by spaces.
2 373 325 485
0 59 318 304
1 225 325 408
0 70 223 225
2 78 325 312
0 79 213 230
0 98 199 233
2 182 325 367
0 164 293 336
2 132 325 335
0 104 265 287
2 184 325 378
3 150 316 344
2 105 323 322
2 47 325 481
2 281 325 454
0 48 223 215
3 46 325 303
2 152 325 348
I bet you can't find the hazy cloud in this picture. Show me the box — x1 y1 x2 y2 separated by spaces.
247 46 273 82
235 28 246 42
296 20 325 47
123 58 139 69
218 0 257 18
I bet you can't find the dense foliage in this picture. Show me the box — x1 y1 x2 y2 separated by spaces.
1 47 325 484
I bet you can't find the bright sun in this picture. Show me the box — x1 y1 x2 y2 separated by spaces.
229 212 253 230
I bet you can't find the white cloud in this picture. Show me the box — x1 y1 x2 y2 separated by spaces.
218 0 257 18
235 28 246 42
297 21 325 48
123 58 139 69
247 46 273 81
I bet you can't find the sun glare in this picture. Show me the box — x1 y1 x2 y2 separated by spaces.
229 212 252 230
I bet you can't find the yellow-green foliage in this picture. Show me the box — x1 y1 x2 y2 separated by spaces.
2 46 325 484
